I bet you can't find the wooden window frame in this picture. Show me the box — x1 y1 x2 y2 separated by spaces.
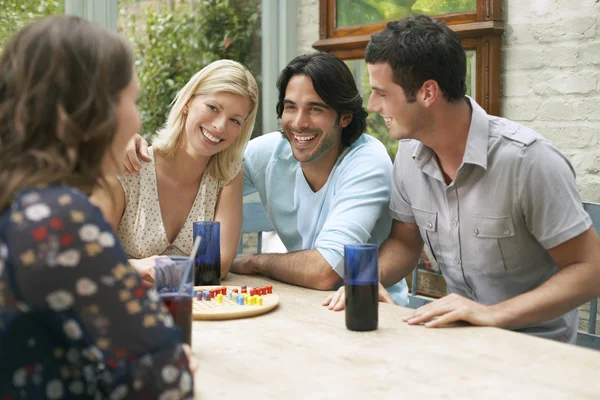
313 0 504 115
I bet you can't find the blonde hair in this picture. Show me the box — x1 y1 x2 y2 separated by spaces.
153 59 259 182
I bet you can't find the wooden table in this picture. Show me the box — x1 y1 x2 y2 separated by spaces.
192 274 600 399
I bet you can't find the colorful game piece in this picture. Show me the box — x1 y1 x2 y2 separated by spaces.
191 285 279 320
193 288 198 298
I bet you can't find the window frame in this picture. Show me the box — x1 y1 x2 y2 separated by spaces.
313 0 503 115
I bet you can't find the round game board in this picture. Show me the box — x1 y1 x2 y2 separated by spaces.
192 285 279 320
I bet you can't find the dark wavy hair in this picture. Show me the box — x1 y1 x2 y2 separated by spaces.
0 15 133 210
276 53 367 147
365 14 467 103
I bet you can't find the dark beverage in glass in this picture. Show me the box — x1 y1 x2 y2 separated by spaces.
161 292 192 345
192 221 221 286
344 244 379 332
345 282 378 331
194 262 221 286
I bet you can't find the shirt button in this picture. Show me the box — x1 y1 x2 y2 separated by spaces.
427 222 433 229
452 220 459 227
473 229 479 235
455 258 461 265
504 229 511 235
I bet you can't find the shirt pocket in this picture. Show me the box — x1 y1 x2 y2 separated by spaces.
471 215 518 276
412 206 440 263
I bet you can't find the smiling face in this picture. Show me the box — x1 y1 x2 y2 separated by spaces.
281 75 350 165
182 91 250 157
367 62 427 141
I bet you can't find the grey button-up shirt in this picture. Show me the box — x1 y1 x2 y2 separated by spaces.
390 97 591 343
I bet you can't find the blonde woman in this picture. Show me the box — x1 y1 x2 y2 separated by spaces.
95 60 258 280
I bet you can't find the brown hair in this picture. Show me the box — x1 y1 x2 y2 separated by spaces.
0 15 133 210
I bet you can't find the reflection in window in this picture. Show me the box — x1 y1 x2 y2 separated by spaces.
336 0 476 29
347 50 476 159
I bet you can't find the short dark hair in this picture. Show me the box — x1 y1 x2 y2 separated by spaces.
276 53 367 146
365 14 466 102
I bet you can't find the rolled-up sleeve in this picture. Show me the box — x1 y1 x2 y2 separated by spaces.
518 140 591 249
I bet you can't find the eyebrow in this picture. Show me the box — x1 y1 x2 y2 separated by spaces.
283 99 331 110
208 100 247 120
371 86 386 93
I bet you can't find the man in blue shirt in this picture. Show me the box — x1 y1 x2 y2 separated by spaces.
232 54 407 305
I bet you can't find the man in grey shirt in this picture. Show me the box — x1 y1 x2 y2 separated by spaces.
324 15 600 343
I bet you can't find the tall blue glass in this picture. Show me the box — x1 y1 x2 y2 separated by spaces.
192 221 221 286
344 244 378 331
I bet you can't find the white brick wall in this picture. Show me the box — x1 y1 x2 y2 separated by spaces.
297 0 320 56
502 0 600 201
295 0 600 201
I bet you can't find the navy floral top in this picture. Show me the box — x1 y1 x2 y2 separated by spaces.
0 186 193 399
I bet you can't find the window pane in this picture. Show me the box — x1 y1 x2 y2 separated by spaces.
336 0 476 29
118 0 262 141
346 52 476 159
0 0 64 50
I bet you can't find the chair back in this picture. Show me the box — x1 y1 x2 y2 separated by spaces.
578 201 600 349
237 201 274 254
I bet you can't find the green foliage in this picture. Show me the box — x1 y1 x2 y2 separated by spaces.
413 0 475 15
0 0 63 50
121 0 261 142
336 0 475 28
360 69 398 160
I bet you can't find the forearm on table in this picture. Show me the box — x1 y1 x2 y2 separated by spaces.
490 262 600 329
378 237 423 288
250 249 341 290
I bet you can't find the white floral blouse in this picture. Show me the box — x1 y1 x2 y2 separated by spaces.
117 147 241 259
0 185 193 399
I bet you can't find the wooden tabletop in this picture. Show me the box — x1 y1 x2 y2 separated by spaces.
191 274 600 399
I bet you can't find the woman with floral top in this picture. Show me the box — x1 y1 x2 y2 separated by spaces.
0 16 195 399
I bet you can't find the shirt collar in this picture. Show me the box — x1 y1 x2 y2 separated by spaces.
412 96 489 171
461 96 489 170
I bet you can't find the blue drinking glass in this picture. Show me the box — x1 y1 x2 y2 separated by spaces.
192 221 221 286
344 244 378 331
155 257 194 345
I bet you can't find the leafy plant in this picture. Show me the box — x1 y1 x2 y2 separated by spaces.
0 0 64 51
120 0 261 142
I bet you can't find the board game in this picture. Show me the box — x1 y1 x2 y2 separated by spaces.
192 285 279 320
